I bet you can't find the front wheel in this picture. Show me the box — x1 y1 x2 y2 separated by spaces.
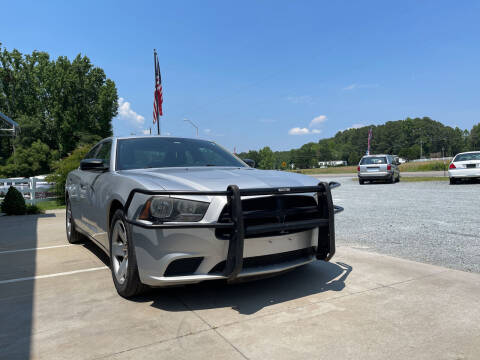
109 209 147 298
66 199 83 244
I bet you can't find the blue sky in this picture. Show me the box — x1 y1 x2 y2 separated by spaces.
1 0 479 152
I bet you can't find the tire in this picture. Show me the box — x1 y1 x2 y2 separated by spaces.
396 174 400 183
387 174 394 184
449 177 457 185
109 209 147 298
66 199 83 244
359 179 365 185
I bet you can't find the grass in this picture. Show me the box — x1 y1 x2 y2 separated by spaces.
36 199 65 211
291 160 449 174
398 160 448 172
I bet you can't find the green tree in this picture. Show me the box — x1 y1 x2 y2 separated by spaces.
0 44 118 177
47 144 92 202
258 146 275 169
470 123 480 150
0 140 58 177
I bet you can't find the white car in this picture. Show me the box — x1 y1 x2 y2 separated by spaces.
448 151 480 184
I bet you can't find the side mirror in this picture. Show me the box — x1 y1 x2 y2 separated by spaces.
243 159 255 168
80 159 109 172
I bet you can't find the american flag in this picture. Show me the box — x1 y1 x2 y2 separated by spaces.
153 50 163 124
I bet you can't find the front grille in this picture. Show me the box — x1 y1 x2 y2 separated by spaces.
216 195 321 239
209 247 315 274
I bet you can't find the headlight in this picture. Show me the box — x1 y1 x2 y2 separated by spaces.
138 197 209 222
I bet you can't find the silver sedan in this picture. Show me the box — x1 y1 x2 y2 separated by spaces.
66 136 341 298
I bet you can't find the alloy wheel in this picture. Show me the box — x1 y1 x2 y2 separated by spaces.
111 220 129 285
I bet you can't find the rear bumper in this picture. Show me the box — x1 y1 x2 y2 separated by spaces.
358 171 392 179
449 169 480 178
124 182 341 287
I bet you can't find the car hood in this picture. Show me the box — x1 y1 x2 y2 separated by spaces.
117 167 320 192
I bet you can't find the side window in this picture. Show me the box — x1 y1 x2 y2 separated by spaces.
84 144 101 160
96 141 112 166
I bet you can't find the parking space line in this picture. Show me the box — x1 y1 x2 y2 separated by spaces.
0 266 109 285
0 244 76 255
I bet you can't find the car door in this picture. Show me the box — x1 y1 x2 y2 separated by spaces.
71 143 102 233
81 140 112 249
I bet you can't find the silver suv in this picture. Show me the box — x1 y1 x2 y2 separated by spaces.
357 154 400 184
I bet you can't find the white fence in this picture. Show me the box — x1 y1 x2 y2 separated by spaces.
0 176 56 205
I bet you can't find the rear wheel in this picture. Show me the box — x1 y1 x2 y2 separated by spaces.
109 209 147 298
449 177 457 185
359 179 365 185
66 199 83 244
387 174 394 184
396 174 400 183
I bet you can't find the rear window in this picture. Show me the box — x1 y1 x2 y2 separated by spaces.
454 153 480 162
360 156 387 165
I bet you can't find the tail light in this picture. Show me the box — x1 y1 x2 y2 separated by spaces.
387 164 392 171
449 163 456 169
357 166 360 172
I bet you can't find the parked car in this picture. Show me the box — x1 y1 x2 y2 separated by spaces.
66 136 342 298
357 154 400 184
448 151 480 184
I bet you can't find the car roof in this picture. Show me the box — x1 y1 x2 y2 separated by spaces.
455 151 480 155
113 135 210 141
361 154 391 157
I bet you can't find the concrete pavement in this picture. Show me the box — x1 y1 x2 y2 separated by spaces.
0 212 479 360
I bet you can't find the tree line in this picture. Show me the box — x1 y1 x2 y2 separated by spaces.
0 44 118 177
239 117 480 169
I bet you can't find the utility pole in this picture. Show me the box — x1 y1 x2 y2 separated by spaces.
183 118 198 137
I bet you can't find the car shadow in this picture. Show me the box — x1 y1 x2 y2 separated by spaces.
133 260 352 315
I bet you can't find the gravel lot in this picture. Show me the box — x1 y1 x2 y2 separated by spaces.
314 176 480 273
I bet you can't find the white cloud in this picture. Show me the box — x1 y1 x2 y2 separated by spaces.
118 98 145 125
343 83 379 91
142 129 150 135
349 123 365 129
309 115 327 128
286 95 314 104
288 127 310 135
289 114 327 135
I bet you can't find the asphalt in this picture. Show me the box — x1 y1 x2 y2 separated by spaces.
0 211 479 359
312 175 480 273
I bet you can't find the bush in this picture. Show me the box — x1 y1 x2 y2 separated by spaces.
1 186 27 215
26 204 43 215
46 144 92 204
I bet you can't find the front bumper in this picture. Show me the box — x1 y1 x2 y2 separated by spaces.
124 182 342 287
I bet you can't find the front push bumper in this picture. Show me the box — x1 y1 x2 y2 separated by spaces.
123 182 343 286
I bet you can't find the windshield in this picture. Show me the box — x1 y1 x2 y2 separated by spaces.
454 153 480 162
360 156 387 165
116 137 246 170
